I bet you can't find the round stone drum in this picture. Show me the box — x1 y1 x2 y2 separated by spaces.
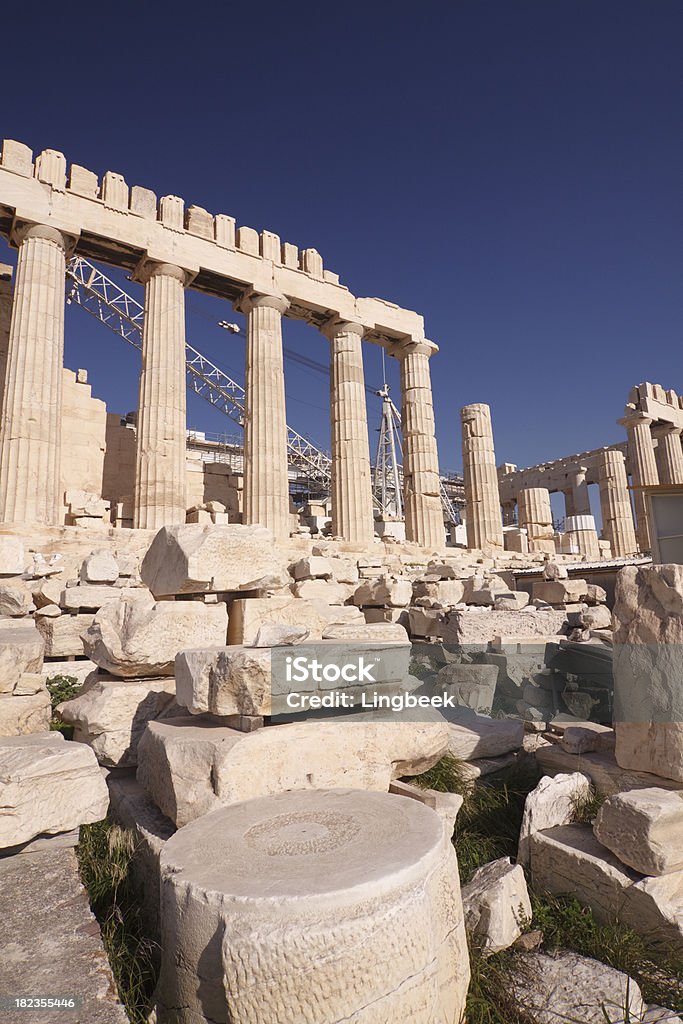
157 787 469 1024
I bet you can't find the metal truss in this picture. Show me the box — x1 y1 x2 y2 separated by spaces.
373 385 404 518
64 255 458 524
65 256 332 486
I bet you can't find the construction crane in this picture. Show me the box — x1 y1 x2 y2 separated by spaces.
64 255 459 524
372 380 460 527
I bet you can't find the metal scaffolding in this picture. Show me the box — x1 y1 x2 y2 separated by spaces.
64 255 462 523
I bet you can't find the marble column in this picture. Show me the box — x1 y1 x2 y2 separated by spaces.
564 467 591 518
654 424 683 486
620 413 658 552
239 290 290 539
134 263 188 530
325 320 374 545
0 264 13 422
0 225 68 525
565 514 601 560
460 402 503 553
517 487 555 554
396 340 444 549
597 449 638 558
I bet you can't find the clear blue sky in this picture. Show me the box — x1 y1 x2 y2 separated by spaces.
2 0 681 475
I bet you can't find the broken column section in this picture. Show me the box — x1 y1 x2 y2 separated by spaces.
156 788 470 1024
460 403 503 553
517 487 555 554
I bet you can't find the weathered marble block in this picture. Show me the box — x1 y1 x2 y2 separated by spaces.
613 564 683 782
83 594 227 677
0 733 109 848
594 787 683 876
57 674 177 766
141 524 287 595
175 639 411 718
137 712 449 827
0 621 44 692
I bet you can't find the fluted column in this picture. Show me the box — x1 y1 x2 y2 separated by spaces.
394 340 444 549
564 467 591 517
620 413 658 552
654 424 683 486
461 402 503 553
517 487 556 553
134 263 188 530
0 225 69 525
0 264 13 422
238 290 290 539
597 449 638 558
325 320 374 545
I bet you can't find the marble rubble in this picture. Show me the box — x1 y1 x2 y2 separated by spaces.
461 857 532 953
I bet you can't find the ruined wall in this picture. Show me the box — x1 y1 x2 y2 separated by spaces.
102 419 243 522
60 368 107 517
102 415 137 507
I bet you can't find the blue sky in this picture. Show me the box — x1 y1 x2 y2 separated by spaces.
2 0 681 476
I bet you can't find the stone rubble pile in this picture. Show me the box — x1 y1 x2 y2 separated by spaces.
5 521 683 1023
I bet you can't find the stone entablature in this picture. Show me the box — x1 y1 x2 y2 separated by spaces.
0 140 444 548
626 381 683 431
497 444 629 506
0 140 424 346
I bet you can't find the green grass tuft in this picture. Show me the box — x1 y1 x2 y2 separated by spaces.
455 761 540 883
531 891 683 1013
406 755 541 882
406 753 473 794
571 785 605 824
46 673 81 709
46 673 80 737
465 943 537 1024
77 819 158 1023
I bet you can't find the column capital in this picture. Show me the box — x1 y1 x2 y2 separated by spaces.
388 337 439 360
598 446 626 465
322 317 364 341
133 257 195 287
12 222 77 254
652 422 683 439
619 412 654 430
235 289 289 316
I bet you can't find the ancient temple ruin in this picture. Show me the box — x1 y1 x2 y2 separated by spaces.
1 137 683 1024
0 139 443 548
